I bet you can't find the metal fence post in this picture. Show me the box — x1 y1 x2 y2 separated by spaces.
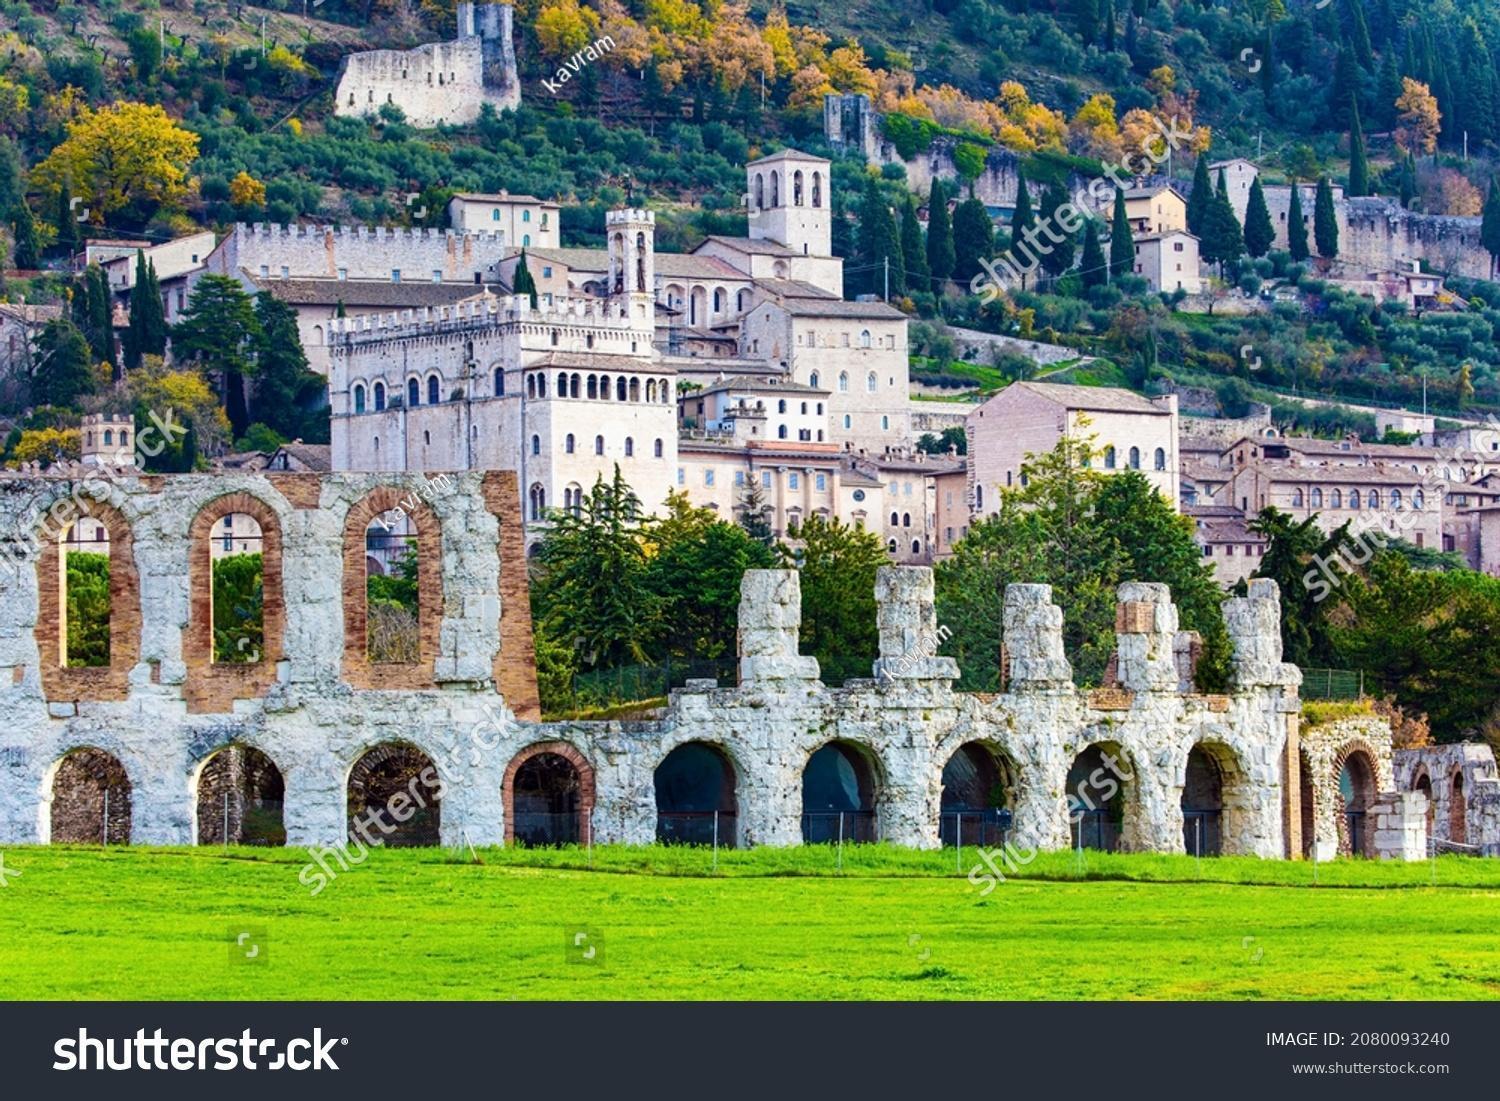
102 788 109 846
223 792 230 848
837 812 844 873
712 810 719 874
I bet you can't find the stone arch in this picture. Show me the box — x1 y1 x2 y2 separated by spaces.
1449 769 1467 844
347 742 442 847
1413 768 1434 840
654 740 740 846
194 744 286 846
48 747 132 844
1065 740 1138 852
184 492 285 713
801 739 881 842
36 497 140 703
341 487 444 690
503 741 595 845
939 740 1017 847
1181 739 1253 856
1333 742 1379 856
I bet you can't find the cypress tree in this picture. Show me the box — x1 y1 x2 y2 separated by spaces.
1243 176 1275 258
1201 169 1243 273
1109 187 1133 277
952 192 995 285
123 252 166 371
1260 26 1276 106
1037 184 1076 280
1347 102 1369 197
900 195 929 289
857 175 903 298
1186 156 1213 237
1346 0 1373 69
1009 172 1036 289
1314 176 1339 258
1103 0 1116 52
1329 47 1359 129
926 180 955 290
1482 178 1500 278
1399 152 1417 209
1080 220 1108 288
54 180 80 259
10 203 38 270
1287 182 1309 261
1376 53 1402 129
513 248 538 308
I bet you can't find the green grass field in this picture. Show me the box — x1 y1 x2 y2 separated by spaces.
2 845 1498 1001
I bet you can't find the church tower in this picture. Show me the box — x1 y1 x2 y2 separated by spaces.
746 149 832 257
606 208 655 329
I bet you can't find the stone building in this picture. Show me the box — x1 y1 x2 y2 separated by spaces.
967 382 1180 517
448 192 561 248
1395 744 1500 855
333 2 519 128
1130 230 1203 293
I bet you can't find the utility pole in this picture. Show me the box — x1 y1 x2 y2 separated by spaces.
883 255 889 301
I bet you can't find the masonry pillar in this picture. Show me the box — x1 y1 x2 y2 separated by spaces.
873 566 958 683
1113 582 1184 852
1003 584 1074 850
1224 578 1303 859
737 569 820 685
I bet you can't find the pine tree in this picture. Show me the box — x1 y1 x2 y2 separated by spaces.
30 318 95 409
123 252 166 371
1037 184 1076 279
1314 176 1339 258
1109 188 1133 277
10 203 38 270
952 192 995 285
1347 102 1369 197
857 175 903 298
252 292 320 440
54 181 79 259
1243 176 1275 258
925 180 955 290
1287 181 1309 261
737 481 775 545
1186 156 1213 237
1346 0 1373 69
171 274 262 438
900 196 929 289
1080 220 1108 288
1482 178 1500 278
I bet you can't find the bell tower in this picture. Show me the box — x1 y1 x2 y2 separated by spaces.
746 148 832 257
606 208 655 328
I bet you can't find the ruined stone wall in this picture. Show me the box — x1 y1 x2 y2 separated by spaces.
1395 743 1500 855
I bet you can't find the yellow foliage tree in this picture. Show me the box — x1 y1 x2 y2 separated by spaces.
595 0 651 68
762 8 799 77
787 64 835 108
11 428 80 468
30 102 200 223
536 0 603 59
0 76 28 133
704 2 774 91
1394 77 1441 155
822 42 878 96
1068 93 1121 160
229 171 267 209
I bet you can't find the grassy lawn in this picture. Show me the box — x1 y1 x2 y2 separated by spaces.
1 846 1498 1001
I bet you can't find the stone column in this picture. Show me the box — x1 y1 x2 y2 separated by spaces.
1369 791 1427 861
1113 582 1179 693
1002 584 1072 689
737 569 820 685
872 566 958 683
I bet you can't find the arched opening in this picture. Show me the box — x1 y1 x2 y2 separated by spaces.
1066 743 1131 852
1335 748 1377 856
801 741 878 842
60 518 111 668
347 743 441 847
504 744 593 846
1182 745 1223 856
407 377 420 406
655 742 737 846
939 742 1016 846
1450 771 1467 844
353 383 367 413
427 375 440 404
50 748 131 844
196 745 285 846
364 512 418 661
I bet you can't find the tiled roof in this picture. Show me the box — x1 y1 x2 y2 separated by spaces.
697 235 799 258
1008 381 1168 415
245 273 491 307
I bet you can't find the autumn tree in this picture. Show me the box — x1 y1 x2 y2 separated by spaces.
31 102 199 230
1394 78 1441 156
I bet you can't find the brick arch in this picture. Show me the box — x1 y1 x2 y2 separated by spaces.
1332 741 1380 856
48 746 132 844
36 497 140 702
1449 768 1467 844
184 492 285 713
502 741 595 843
481 470 539 718
1182 737 1253 856
347 741 442 847
341 486 444 690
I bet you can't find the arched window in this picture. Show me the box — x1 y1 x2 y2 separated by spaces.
1104 446 1116 469
408 378 420 406
866 371 877 393
713 288 725 313
523 209 531 223
1349 489 1361 509
1368 490 1380 508
595 435 604 456
838 372 849 392
427 375 440 405
103 430 113 446
890 511 900 527
570 373 580 397
778 425 788 439
902 513 911 528
526 374 536 399
1128 447 1140 469
529 483 545 521
659 378 670 403
809 370 820 388
531 434 540 456
1330 489 1342 508
587 374 598 400
771 171 780 207
625 437 634 457
374 382 386 411
353 384 367 414
754 173 764 210
793 169 804 206
1154 447 1166 471
538 374 547 398
629 377 640 402
557 371 569 397
617 377 628 401
493 368 504 396
647 379 657 402
1391 489 1403 509
654 438 663 458
1292 489 1304 507
812 171 822 208
565 433 575 454
1310 487 1323 507
599 375 610 399
860 330 872 348
1414 489 1425 509
778 399 787 414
